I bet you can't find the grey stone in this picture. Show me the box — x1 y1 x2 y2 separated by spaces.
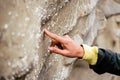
0 0 120 80
94 15 120 52
97 0 120 17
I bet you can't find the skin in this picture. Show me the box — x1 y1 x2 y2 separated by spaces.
44 29 84 58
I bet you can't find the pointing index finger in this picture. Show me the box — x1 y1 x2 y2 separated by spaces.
44 29 65 43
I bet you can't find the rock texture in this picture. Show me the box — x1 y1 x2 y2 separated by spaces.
0 0 120 80
97 0 120 17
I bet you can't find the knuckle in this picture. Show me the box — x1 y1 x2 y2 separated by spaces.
63 40 68 44
65 39 71 44
54 34 58 39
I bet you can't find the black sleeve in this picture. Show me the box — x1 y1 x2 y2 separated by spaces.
90 48 120 75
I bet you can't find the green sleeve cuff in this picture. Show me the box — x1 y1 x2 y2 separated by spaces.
82 44 98 65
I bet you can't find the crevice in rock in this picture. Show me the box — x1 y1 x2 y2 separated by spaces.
106 13 120 19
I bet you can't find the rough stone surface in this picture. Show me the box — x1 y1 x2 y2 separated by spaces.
97 0 120 17
0 0 40 79
0 0 120 80
94 15 120 52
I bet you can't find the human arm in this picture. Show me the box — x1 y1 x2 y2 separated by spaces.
89 48 120 75
44 29 120 75
81 44 120 75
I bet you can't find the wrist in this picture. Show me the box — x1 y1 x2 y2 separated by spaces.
81 44 98 65
77 45 84 59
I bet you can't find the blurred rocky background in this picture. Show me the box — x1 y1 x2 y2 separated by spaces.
0 0 120 80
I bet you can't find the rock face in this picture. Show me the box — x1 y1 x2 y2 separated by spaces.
94 15 120 52
97 0 120 17
0 0 120 80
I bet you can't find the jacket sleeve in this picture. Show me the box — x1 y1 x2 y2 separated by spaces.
90 48 120 75
82 44 120 75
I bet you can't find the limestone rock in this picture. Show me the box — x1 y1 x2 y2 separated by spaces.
67 9 107 80
94 15 120 52
97 0 120 17
0 0 120 80
0 0 99 80
38 0 100 80
0 0 41 79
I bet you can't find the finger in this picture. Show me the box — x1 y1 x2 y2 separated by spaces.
52 39 58 43
50 39 59 47
50 39 63 49
44 29 65 43
48 47 66 55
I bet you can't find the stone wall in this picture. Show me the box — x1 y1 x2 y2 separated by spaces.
0 0 120 80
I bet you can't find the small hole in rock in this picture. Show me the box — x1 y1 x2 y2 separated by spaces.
112 40 116 47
